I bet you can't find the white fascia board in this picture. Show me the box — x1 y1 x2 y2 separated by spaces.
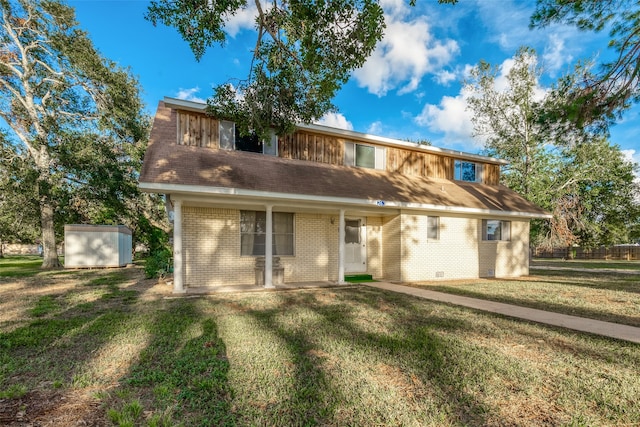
139 181 552 219
161 96 508 166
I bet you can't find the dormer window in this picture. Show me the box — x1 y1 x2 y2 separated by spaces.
344 142 386 170
219 120 277 155
454 160 483 183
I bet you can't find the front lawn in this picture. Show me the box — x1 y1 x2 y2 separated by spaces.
0 257 638 426
408 261 640 327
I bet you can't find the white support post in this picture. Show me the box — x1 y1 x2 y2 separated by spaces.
172 199 185 293
338 209 346 284
265 205 274 288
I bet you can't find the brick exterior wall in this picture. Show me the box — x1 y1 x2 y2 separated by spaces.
397 212 530 281
183 207 254 287
181 206 530 287
288 213 339 282
381 215 402 282
478 220 530 278
366 216 383 279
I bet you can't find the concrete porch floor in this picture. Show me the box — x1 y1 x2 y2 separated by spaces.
182 280 356 294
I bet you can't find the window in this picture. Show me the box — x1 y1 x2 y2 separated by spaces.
344 142 385 170
454 160 483 182
218 121 278 155
235 127 262 153
482 219 511 241
240 211 294 255
427 216 439 240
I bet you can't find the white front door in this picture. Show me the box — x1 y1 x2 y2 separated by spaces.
345 217 366 273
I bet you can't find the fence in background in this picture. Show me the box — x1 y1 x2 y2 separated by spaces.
533 245 640 260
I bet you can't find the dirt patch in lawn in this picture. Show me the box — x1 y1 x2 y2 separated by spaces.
0 389 106 427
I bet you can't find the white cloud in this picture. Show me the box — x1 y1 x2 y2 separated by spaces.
367 121 383 135
414 92 480 148
353 2 459 96
543 33 572 75
622 149 640 166
223 2 258 37
175 87 206 103
434 69 456 86
415 53 549 148
315 112 353 130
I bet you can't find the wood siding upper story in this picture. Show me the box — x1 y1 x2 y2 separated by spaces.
174 109 500 185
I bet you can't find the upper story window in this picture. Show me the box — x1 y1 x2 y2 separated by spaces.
454 160 483 183
344 142 386 170
219 120 278 155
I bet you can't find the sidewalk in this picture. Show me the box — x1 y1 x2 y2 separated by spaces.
365 282 640 344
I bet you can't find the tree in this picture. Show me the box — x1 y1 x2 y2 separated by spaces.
466 47 554 207
0 132 40 256
146 0 456 140
464 47 639 247
0 0 148 268
530 0 640 128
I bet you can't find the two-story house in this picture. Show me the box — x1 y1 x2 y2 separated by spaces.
139 98 550 293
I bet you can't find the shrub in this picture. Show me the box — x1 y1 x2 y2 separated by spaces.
144 248 172 279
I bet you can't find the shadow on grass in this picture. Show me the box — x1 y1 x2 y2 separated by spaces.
235 287 501 425
0 270 235 426
119 300 234 426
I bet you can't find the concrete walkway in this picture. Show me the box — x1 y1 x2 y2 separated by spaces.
365 282 640 344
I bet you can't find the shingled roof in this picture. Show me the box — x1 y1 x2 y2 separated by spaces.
140 102 550 218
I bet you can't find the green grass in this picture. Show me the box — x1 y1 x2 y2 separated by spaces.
408 264 640 327
1 256 639 426
344 274 377 283
532 258 640 270
0 255 46 277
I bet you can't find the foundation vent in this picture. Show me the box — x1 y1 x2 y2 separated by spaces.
435 271 445 278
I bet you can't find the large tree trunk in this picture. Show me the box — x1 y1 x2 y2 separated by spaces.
39 194 61 269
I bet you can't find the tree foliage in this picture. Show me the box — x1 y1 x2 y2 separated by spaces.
531 0 640 128
0 132 39 256
146 0 456 140
465 47 640 247
0 0 162 267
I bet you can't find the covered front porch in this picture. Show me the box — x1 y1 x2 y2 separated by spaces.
168 192 393 294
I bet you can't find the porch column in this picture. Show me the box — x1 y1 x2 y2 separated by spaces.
172 199 185 294
264 204 274 288
338 209 346 284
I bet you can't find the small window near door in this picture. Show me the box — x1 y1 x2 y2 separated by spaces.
345 219 361 244
427 216 439 240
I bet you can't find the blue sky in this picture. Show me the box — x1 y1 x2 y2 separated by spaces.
69 0 640 164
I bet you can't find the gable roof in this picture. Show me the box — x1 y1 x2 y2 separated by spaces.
140 102 550 219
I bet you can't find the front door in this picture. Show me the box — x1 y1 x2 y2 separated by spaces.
345 217 366 273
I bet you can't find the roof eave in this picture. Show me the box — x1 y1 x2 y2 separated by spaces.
139 181 552 220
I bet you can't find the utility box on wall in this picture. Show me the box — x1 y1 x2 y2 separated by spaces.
64 225 132 268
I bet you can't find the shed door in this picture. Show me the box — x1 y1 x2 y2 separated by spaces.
345 218 367 273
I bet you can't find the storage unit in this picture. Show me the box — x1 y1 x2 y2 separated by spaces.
64 224 132 268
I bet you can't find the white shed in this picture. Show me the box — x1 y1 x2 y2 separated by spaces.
64 224 132 268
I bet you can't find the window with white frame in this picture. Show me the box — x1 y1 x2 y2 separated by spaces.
482 219 511 241
240 211 294 255
219 121 278 155
427 216 439 240
344 142 386 170
454 160 483 182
